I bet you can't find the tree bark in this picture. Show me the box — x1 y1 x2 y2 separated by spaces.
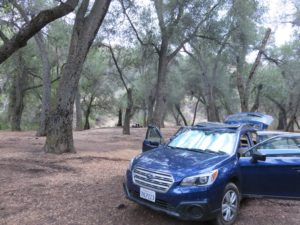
44 0 111 154
175 103 188 126
75 88 83 130
0 0 79 64
8 54 27 131
151 43 169 127
142 100 147 127
171 109 181 126
35 33 51 136
277 110 287 130
147 94 155 125
123 88 133 135
192 97 200 126
9 76 24 131
117 108 122 127
83 95 94 130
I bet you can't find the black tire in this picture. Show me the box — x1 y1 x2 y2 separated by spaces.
212 183 240 225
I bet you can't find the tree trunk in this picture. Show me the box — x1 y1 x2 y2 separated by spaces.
9 75 24 131
192 97 200 126
8 54 27 131
35 33 51 136
147 95 155 125
117 108 122 127
123 88 133 135
142 100 147 127
83 95 94 130
152 45 169 127
175 103 188 126
12 1 52 136
295 118 300 129
286 119 295 132
236 28 271 112
75 88 83 130
206 91 220 122
84 108 91 130
171 109 181 126
277 110 287 130
44 0 111 154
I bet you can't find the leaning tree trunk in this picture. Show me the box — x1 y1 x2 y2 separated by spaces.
44 0 111 154
175 103 188 126
123 88 133 135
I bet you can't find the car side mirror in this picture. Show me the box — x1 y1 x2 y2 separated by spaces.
149 140 160 147
251 151 266 163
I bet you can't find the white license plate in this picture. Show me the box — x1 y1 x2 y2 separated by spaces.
140 187 156 202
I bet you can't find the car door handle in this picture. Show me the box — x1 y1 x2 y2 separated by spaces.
292 167 300 172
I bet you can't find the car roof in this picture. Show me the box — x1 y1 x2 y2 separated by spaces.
194 122 257 132
257 130 290 135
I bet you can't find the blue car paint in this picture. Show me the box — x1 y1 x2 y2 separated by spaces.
225 112 273 130
123 116 300 222
240 156 300 198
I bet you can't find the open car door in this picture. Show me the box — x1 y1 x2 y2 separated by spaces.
224 112 273 130
142 125 164 152
239 135 300 199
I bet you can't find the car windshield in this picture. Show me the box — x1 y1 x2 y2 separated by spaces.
168 129 237 155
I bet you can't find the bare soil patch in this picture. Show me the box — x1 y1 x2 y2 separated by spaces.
0 128 299 225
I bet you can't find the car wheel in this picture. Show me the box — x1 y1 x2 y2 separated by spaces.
212 183 240 225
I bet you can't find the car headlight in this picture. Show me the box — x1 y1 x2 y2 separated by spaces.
180 169 219 186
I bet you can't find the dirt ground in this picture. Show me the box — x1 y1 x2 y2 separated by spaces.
0 127 299 225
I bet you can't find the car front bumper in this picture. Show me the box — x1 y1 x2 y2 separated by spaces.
123 174 220 221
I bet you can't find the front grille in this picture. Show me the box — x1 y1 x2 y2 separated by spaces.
133 167 174 193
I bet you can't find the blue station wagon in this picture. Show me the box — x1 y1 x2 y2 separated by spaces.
123 113 300 225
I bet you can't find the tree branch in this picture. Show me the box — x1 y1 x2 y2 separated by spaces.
120 0 160 54
23 76 60 92
0 0 79 64
168 2 221 60
101 43 129 92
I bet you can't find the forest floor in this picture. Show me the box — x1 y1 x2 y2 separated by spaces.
0 127 299 225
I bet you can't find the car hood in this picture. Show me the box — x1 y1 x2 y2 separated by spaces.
134 146 229 181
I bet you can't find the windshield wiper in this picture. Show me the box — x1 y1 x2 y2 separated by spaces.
167 146 201 152
203 149 227 155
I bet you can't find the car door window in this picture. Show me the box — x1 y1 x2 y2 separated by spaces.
255 136 300 157
145 126 163 144
249 132 257 145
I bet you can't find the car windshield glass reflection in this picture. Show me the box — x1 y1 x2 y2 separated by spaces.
168 129 236 154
